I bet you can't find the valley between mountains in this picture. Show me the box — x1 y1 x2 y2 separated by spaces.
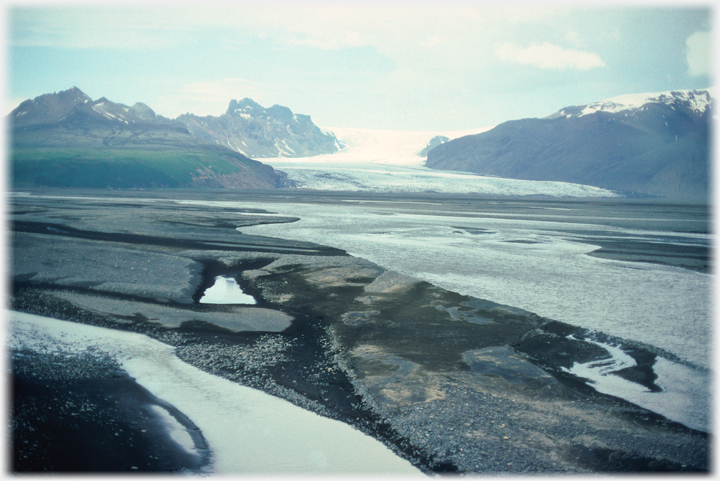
8 86 714 202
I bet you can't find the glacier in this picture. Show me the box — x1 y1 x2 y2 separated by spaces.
262 127 621 197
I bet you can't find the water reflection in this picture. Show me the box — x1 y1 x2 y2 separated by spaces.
200 276 256 305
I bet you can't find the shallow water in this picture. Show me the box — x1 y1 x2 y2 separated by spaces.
221 199 712 367
219 196 711 432
200 276 256 305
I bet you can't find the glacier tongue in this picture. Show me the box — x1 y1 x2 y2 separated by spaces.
263 127 620 198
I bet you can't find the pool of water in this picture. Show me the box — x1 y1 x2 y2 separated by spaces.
199 276 256 305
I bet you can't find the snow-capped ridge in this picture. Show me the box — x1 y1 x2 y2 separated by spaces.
551 88 714 119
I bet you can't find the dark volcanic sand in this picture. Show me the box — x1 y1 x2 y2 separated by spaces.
8 188 711 474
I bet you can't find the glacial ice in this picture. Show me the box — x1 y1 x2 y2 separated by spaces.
260 127 620 197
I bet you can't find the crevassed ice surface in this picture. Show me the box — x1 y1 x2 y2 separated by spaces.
8 311 422 475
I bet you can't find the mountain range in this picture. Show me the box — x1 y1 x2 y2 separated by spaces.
425 89 713 201
177 98 342 158
9 87 337 189
9 86 713 199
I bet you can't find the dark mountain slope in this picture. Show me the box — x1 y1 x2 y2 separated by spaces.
9 88 289 190
425 89 713 201
10 87 92 127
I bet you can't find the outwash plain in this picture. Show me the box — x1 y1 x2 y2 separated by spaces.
9 188 709 474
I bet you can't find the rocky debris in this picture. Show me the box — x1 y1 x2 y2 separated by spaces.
13 232 204 304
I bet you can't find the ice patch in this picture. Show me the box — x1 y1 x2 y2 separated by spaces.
563 335 637 377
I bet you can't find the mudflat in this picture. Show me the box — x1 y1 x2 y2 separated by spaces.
8 188 709 474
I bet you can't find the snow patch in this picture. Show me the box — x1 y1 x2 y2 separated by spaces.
575 88 714 117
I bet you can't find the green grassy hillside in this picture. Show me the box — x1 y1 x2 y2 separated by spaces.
11 147 282 189
8 88 290 190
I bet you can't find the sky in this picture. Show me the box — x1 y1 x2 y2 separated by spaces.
4 2 715 131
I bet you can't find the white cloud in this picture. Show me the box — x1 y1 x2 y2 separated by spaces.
495 42 606 70
10 8 181 49
291 31 364 50
686 31 712 77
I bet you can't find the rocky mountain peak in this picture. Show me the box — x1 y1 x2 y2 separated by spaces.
10 87 93 127
427 88 712 202
181 97 342 158
130 102 157 120
227 98 263 115
267 104 294 121
11 88 342 160
9 88 289 190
